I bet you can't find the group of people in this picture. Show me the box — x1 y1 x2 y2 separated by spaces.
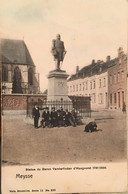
32 104 81 129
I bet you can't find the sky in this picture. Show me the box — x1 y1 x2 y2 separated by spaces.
0 0 127 92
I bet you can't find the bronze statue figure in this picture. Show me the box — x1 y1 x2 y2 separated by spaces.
51 34 67 70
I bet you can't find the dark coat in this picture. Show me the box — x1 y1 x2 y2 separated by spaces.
51 39 65 61
42 111 50 121
84 122 97 132
32 107 40 118
51 111 58 120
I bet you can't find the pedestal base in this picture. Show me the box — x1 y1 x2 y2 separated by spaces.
47 70 70 101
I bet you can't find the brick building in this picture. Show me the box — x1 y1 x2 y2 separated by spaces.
1 38 40 94
108 47 127 111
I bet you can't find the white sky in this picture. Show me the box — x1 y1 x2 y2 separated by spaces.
0 0 127 92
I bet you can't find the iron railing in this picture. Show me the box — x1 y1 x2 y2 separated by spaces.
27 98 91 118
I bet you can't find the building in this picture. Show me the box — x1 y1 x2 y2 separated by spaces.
1 38 40 94
108 47 127 111
68 48 126 111
68 58 115 110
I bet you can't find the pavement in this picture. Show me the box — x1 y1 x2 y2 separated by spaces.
1 110 127 165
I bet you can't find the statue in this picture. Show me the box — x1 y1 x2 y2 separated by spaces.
51 34 67 70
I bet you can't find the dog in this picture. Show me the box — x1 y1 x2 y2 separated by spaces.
84 121 97 132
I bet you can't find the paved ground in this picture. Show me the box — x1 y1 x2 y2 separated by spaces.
2 110 127 165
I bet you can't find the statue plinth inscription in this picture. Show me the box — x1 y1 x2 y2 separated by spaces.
47 70 69 101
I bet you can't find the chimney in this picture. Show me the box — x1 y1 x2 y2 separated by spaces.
76 66 79 73
97 60 101 63
118 47 124 57
106 56 110 62
92 59 95 64
97 60 103 72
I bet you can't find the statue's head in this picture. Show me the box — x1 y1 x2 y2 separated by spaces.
56 34 61 40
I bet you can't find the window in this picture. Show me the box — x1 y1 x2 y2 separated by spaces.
103 78 106 87
99 79 101 88
110 93 112 104
85 81 88 90
122 91 124 103
70 86 72 92
121 71 124 80
98 93 103 104
73 85 75 92
93 80 96 89
118 92 120 108
112 75 115 84
116 74 118 83
110 75 112 85
79 84 81 91
2 66 8 82
12 67 22 93
28 68 33 85
82 82 84 91
76 85 78 91
90 81 92 90
114 93 116 104
114 74 116 83
118 72 120 82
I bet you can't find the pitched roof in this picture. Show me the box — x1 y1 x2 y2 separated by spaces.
68 58 117 81
1 38 35 66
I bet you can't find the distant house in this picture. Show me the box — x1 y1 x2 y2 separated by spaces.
67 48 127 111
68 57 115 110
1 38 40 94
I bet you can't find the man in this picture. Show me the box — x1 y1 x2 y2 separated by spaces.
51 34 66 70
71 108 78 126
50 107 58 127
41 107 50 128
32 103 40 128
64 109 76 127
84 121 97 133
64 109 71 126
56 109 61 127
57 107 66 127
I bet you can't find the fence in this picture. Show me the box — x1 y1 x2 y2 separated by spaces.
69 96 91 117
27 96 91 118
2 94 91 117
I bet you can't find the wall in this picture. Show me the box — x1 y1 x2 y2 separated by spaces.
2 94 47 115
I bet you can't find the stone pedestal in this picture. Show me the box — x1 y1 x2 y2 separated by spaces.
47 70 70 101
